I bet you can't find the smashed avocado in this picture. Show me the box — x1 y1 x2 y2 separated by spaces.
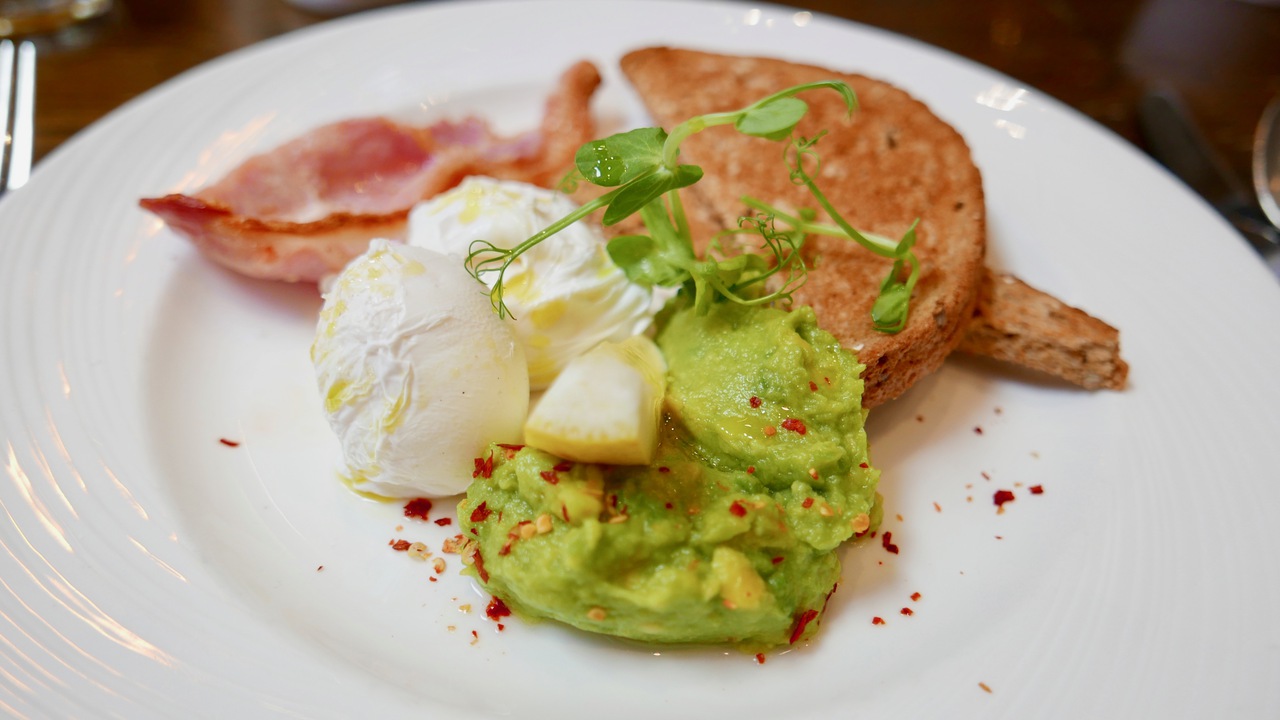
458 301 880 649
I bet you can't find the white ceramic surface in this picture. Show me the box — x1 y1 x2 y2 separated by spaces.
1 1 1278 717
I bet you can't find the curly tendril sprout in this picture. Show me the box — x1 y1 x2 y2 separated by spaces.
464 80 920 332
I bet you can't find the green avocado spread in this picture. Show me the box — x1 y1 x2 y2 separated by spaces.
458 301 881 649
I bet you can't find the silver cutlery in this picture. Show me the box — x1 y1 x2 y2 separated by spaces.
1139 86 1280 277
0 38 35 197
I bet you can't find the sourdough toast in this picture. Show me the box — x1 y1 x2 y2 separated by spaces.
619 47 987 406
619 47 1129 403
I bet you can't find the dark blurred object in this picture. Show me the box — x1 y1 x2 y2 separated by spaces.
25 0 1280 197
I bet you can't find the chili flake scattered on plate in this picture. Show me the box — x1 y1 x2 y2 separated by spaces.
993 489 1016 508
403 498 432 521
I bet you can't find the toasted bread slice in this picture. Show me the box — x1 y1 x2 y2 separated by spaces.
619 47 1128 403
620 47 986 406
958 271 1128 390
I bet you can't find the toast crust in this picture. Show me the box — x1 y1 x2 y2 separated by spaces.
958 271 1129 390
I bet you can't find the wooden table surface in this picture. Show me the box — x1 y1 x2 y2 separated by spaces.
18 0 1280 196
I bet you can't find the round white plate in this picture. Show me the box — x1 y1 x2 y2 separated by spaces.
2 1 1278 717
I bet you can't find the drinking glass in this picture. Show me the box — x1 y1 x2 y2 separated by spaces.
0 0 111 37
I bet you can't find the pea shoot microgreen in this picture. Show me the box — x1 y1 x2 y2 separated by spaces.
465 80 920 333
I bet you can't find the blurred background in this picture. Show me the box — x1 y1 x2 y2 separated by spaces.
11 0 1280 199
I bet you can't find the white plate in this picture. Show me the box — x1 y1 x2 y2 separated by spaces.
2 1 1279 717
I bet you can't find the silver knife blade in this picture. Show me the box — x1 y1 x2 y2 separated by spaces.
1139 87 1280 258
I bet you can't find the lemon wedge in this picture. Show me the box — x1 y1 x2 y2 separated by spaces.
524 335 667 465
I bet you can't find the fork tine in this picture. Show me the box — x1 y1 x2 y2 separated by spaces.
6 40 34 192
0 39 13 192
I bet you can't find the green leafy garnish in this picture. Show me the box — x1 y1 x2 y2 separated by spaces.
742 132 922 333
466 80 920 333
573 128 666 186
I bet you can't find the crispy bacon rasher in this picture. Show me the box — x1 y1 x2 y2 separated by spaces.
140 61 601 283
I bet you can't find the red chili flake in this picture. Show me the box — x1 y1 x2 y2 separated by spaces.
910 592 922 602
780 418 807 435
981 471 991 481
729 501 747 517
553 461 573 473
915 414 925 423
389 539 410 552
788 609 819 644
872 616 885 625
658 466 671 473
403 498 433 521
316 565 324 572
496 443 524 451
823 376 831 385
808 380 818 392
974 426 984 435
473 549 489 583
218 438 240 447
802 497 815 509
755 653 766 665
933 502 942 513
472 452 495 479
749 396 762 408
486 597 512 620
429 576 438 583
1030 485 1045 495
561 504 570 523
881 531 899 555
664 502 673 510
746 466 756 474
539 470 559 485
435 518 452 527
822 583 838 611
497 623 505 631
993 490 1016 508
771 556 784 565
900 607 914 616
859 462 869 468
498 541 512 557
469 501 492 523
471 630 479 642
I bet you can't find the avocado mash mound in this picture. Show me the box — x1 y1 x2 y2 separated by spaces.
459 302 881 649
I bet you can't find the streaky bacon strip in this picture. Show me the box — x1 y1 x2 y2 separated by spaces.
140 60 602 283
